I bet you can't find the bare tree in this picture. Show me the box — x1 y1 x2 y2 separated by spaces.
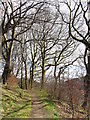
57 0 90 118
27 4 61 89
26 29 39 89
1 0 45 84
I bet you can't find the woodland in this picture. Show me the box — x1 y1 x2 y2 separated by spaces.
0 0 90 119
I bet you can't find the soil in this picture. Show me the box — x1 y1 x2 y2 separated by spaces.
29 88 53 118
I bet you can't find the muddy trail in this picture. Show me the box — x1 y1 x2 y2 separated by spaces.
29 88 53 118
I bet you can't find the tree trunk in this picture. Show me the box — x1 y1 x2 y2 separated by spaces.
2 42 13 84
31 64 34 89
87 2 90 119
86 55 90 119
29 58 35 89
21 63 23 89
81 45 90 119
24 61 27 90
71 97 74 118
54 77 57 97
41 49 45 89
2 27 15 84
87 55 90 118
54 61 57 97
2 62 11 84
29 69 32 88
41 63 45 89
58 75 61 100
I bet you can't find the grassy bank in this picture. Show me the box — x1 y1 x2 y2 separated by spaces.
2 85 31 118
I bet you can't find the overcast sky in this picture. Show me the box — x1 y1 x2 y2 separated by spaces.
0 0 89 79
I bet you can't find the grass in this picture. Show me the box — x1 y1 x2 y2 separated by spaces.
44 99 59 119
37 88 61 119
2 85 31 118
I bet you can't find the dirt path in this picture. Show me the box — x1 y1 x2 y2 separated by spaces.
29 88 53 118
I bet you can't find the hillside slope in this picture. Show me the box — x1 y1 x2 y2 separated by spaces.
1 83 87 119
1 85 31 118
